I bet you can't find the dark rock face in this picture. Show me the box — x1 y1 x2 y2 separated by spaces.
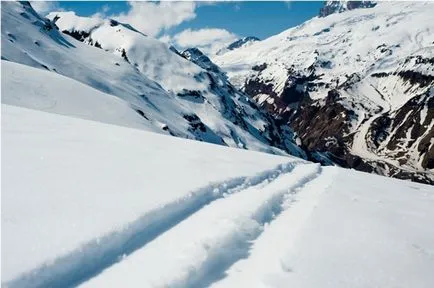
120 48 130 63
319 1 377 18
169 46 183 57
252 63 267 72
183 114 207 133
176 89 205 103
396 70 434 88
245 78 278 99
242 56 434 184
289 90 351 155
181 48 221 74
227 36 260 51
60 30 105 49
369 91 434 170
62 29 88 41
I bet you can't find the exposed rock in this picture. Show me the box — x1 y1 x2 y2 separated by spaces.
319 1 377 18
227 36 260 50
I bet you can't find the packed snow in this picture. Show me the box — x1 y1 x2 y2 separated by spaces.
2 105 434 287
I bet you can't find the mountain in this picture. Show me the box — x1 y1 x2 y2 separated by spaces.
227 36 260 50
216 36 260 55
213 1 434 184
319 1 377 17
1 1 305 158
181 47 223 74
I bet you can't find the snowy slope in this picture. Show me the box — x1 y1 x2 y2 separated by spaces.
3 104 434 287
1 103 300 286
44 7 304 156
213 1 434 183
1 1 304 156
1 60 160 132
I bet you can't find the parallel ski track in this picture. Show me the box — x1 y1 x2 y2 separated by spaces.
6 161 305 288
81 163 322 288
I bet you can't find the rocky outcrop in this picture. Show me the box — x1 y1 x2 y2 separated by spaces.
181 48 222 74
319 1 377 18
214 1 434 184
227 36 260 50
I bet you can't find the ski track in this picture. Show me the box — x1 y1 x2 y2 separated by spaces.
211 167 337 288
80 163 322 288
4 161 304 288
178 164 322 288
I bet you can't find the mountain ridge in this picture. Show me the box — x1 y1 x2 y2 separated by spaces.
213 1 434 184
2 1 432 184
2 1 305 159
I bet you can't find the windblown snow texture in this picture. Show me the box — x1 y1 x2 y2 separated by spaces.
2 104 434 288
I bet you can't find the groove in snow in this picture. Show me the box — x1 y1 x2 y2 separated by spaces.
5 162 301 288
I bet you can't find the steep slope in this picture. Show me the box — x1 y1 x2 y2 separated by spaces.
1 60 160 132
3 104 434 287
214 1 434 184
1 1 304 157
45 8 304 157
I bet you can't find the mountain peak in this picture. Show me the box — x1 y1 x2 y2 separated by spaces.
227 36 260 51
216 36 260 56
181 48 221 73
319 1 377 17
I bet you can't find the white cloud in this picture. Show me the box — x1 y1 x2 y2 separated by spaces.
172 28 238 55
112 1 197 37
31 1 60 15
159 34 173 45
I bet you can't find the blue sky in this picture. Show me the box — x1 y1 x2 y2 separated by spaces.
54 1 324 40
34 1 324 54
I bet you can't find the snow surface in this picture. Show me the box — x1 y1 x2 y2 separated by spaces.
3 104 434 287
1 104 299 286
1 60 158 132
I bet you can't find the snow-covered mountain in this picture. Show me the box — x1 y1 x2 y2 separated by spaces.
213 1 434 184
319 1 377 17
227 36 260 50
216 36 260 55
1 1 304 158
